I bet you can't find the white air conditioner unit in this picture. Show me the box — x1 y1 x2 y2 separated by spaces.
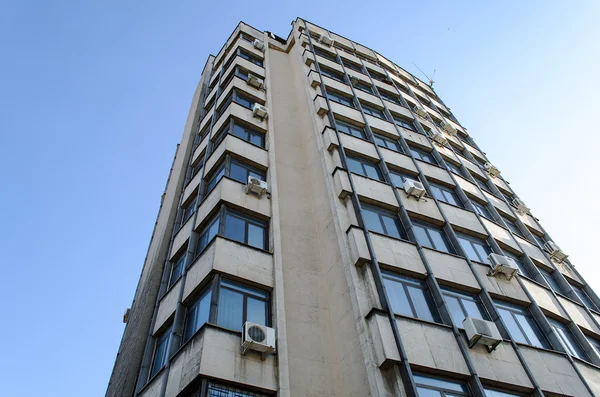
319 34 334 47
123 308 130 323
430 131 448 146
252 103 268 120
253 39 265 52
484 162 501 178
403 179 426 200
463 316 502 352
246 176 268 198
488 253 519 280
242 321 276 359
439 120 458 136
247 74 264 89
512 198 529 215
413 106 428 118
544 241 568 262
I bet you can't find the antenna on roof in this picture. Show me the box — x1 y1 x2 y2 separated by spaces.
413 63 436 87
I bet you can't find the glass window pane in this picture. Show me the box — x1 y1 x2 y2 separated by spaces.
364 163 382 180
442 190 461 206
429 229 451 253
407 285 436 322
363 208 384 234
217 288 244 331
233 124 249 141
229 161 247 183
458 237 479 263
250 132 264 147
414 375 468 392
390 172 405 186
415 387 441 397
346 157 364 176
463 299 486 320
413 224 432 248
383 277 413 316
515 313 546 348
498 308 528 344
382 215 401 239
247 297 267 325
248 223 265 249
224 213 246 244
445 296 466 326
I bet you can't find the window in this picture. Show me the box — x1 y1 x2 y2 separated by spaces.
382 271 439 322
149 325 171 379
234 92 256 109
183 286 212 341
484 389 523 397
196 214 220 254
414 374 470 396
218 279 269 331
229 159 266 185
457 233 491 264
346 155 383 181
205 162 226 193
205 158 266 193
572 284 598 311
471 200 492 219
549 318 588 360
379 90 402 105
234 67 250 81
314 47 337 62
410 147 436 164
412 220 453 253
361 103 386 119
445 161 464 176
392 115 416 131
167 252 186 289
502 215 524 237
362 204 406 239
326 89 354 107
442 289 489 327
183 277 269 340
336 119 366 139
180 197 197 225
588 336 600 357
495 300 548 348
368 69 388 83
208 382 268 397
189 156 204 179
239 32 255 43
540 268 565 294
389 170 413 187
502 250 532 278
354 81 374 94
373 133 401 152
429 182 462 207
473 175 492 194
224 210 267 250
232 122 265 148
531 232 546 248
238 49 263 67
342 59 362 72
321 67 345 82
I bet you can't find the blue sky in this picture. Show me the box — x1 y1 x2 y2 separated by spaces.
1 1 598 396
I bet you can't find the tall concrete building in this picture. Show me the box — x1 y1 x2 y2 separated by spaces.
106 18 600 397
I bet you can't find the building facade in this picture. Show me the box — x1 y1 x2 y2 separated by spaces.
106 18 600 397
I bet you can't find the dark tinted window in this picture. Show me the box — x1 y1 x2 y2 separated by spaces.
346 155 383 181
412 220 453 253
383 271 439 322
429 182 462 207
495 300 548 348
362 204 406 239
336 119 366 139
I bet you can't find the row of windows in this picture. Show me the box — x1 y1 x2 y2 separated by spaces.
151 276 271 379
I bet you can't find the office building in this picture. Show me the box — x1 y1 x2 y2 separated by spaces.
106 17 600 397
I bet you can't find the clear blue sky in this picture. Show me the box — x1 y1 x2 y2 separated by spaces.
1 1 598 396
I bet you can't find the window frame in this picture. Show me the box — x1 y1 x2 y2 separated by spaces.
414 374 470 396
442 288 490 328
495 300 549 349
335 118 366 139
456 233 492 264
326 89 355 108
361 203 407 240
410 146 437 164
346 155 384 181
412 219 454 253
373 133 402 152
549 318 589 361
382 270 440 323
149 325 172 380
361 102 387 119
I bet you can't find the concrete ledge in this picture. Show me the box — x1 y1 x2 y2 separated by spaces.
347 226 370 267
367 311 401 368
332 168 352 199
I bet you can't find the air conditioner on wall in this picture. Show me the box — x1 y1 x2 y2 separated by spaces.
247 74 264 90
319 34 334 47
242 321 276 360
429 131 448 146
487 253 519 280
544 241 568 263
413 106 428 118
439 120 458 136
252 103 268 120
512 198 529 216
253 39 265 51
484 162 500 178
403 179 426 200
246 176 268 198
463 316 502 352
